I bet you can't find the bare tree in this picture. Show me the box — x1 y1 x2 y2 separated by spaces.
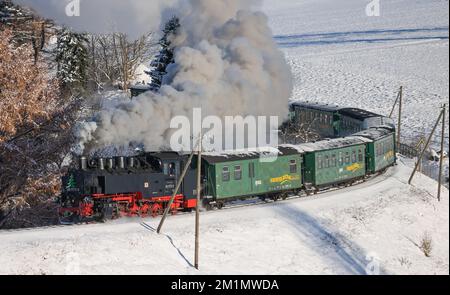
280 119 322 144
87 32 157 91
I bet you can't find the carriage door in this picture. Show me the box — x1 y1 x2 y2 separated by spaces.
249 162 255 191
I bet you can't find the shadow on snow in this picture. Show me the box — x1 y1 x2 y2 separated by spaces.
274 27 449 47
273 203 385 275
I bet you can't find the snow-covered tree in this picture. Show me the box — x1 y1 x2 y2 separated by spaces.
0 0 30 26
146 16 180 92
0 29 80 229
1 0 50 64
56 28 88 93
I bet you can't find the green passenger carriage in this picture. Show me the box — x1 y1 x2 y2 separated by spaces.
202 147 303 204
300 138 369 188
355 128 397 173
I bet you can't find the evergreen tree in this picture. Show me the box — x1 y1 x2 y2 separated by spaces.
56 28 89 94
0 0 26 25
146 16 180 92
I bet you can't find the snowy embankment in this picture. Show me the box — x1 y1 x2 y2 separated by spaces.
0 161 448 275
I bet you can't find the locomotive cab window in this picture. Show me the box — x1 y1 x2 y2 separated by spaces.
168 162 176 177
222 166 230 182
234 165 242 181
290 160 297 173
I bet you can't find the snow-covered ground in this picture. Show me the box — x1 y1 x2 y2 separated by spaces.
1 0 448 275
263 0 449 148
0 160 447 275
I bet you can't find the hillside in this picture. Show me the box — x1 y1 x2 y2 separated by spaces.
0 160 447 275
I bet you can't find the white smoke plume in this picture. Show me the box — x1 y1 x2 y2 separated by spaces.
13 0 176 37
19 0 293 153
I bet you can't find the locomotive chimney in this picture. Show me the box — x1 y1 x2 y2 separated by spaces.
80 156 88 170
98 158 105 170
117 157 126 169
107 158 115 170
127 157 135 169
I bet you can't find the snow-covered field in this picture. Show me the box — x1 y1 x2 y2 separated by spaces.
0 160 447 275
0 0 448 275
263 0 449 148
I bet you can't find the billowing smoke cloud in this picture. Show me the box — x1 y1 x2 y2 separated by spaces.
14 0 177 37
23 0 293 153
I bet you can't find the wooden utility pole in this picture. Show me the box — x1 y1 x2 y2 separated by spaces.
416 138 425 172
408 107 445 186
389 86 402 118
194 130 202 270
437 104 447 202
397 86 403 151
388 87 403 150
157 145 197 234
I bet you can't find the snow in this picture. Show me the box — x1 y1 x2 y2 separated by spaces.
1 0 448 275
132 64 151 85
0 161 447 275
262 0 449 150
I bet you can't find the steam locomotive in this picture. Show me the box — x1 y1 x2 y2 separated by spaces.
59 152 198 223
59 103 397 224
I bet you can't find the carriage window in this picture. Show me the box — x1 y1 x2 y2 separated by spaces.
222 166 230 182
339 152 344 166
331 155 337 167
234 166 242 181
352 151 357 163
358 150 364 162
324 155 330 168
318 155 323 169
345 152 350 164
289 160 297 173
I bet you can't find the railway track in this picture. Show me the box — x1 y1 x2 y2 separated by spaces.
0 166 393 234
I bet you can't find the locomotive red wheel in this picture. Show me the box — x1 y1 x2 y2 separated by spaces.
151 203 163 217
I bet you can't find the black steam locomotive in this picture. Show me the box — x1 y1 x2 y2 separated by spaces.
59 152 198 223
